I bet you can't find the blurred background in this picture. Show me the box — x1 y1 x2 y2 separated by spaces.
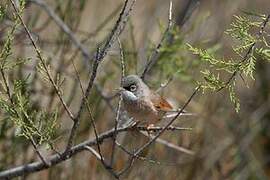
1 0 270 179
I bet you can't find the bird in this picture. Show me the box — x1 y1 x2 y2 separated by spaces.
119 74 189 127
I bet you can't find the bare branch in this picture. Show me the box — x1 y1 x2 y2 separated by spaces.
137 126 193 132
155 72 176 93
64 0 136 152
29 0 90 63
0 124 190 179
140 0 200 80
110 38 126 166
141 1 173 80
29 137 50 166
150 135 194 155
71 60 105 165
85 146 119 179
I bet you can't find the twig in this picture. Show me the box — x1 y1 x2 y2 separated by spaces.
115 141 163 166
155 72 177 93
141 1 173 80
64 55 99 152
149 135 194 155
29 137 50 166
140 0 199 80
65 0 135 152
0 70 12 102
117 153 136 176
96 0 136 61
30 0 122 115
9 0 75 121
137 126 193 132
110 38 125 166
29 0 90 63
84 146 119 179
217 14 270 92
115 140 188 166
175 0 200 27
71 60 105 165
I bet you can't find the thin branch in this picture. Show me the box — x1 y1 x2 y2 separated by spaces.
141 0 173 80
150 135 194 155
217 14 270 92
29 0 90 63
115 141 182 166
155 72 177 93
9 0 75 121
140 0 199 80
0 124 188 179
110 38 125 166
137 126 193 132
65 0 136 151
84 146 119 179
29 137 50 166
0 70 12 102
71 60 105 165
96 0 136 61
176 0 200 27
64 56 99 151
117 153 136 176
115 141 164 169
30 0 121 115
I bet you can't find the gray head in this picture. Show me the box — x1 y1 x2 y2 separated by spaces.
121 75 149 99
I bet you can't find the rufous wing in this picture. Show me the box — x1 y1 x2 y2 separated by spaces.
150 93 173 112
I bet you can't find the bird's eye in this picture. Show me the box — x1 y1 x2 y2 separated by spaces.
130 84 137 92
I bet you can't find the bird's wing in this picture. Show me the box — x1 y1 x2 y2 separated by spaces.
150 92 173 112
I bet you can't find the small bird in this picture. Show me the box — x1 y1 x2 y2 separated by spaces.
119 75 188 127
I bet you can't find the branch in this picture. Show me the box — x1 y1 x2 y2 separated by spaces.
140 1 173 80
9 0 75 121
0 124 191 179
29 0 90 62
29 137 49 166
110 38 126 166
217 14 270 92
140 0 199 80
30 0 122 114
137 126 193 132
71 60 105 165
64 0 136 152
85 146 119 179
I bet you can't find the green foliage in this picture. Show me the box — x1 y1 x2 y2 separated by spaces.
0 0 59 147
188 14 270 112
0 5 7 21
0 78 58 145
0 1 26 69
151 26 199 86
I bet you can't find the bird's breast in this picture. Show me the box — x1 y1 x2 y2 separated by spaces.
123 97 161 125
